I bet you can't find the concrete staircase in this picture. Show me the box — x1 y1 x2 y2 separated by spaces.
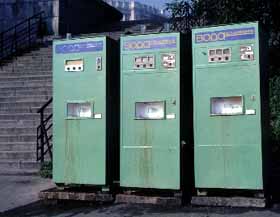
0 45 52 175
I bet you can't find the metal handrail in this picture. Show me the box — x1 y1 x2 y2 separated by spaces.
38 98 53 113
0 12 44 34
36 97 53 162
0 11 45 62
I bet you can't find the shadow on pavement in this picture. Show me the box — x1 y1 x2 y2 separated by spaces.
1 200 280 217
0 201 280 217
0 201 103 217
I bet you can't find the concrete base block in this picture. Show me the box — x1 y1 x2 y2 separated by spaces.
191 196 266 208
115 194 181 206
39 188 114 203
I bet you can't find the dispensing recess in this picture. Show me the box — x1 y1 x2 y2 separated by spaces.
210 96 243 116
135 101 165 120
67 102 92 118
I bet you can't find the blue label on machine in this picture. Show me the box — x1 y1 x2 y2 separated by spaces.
123 36 177 51
55 41 103 54
195 27 255 44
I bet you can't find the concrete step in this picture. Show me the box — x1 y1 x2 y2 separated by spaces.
16 55 52 61
0 101 51 110
2 58 52 63
0 134 36 143
0 160 40 170
11 55 52 61
0 142 35 151
0 95 51 103
0 168 39 175
0 75 52 82
0 80 52 88
1 65 52 71
0 89 52 97
0 120 39 127
0 68 52 74
0 151 36 160
0 85 52 92
3 61 52 67
1 59 52 65
0 127 36 135
0 70 51 76
0 107 52 114
0 113 52 121
0 55 52 66
0 100 51 111
0 44 53 175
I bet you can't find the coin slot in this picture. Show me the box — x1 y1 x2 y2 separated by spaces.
96 57 102 71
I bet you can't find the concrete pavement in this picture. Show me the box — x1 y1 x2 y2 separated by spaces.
0 175 55 213
1 175 280 217
1 202 280 217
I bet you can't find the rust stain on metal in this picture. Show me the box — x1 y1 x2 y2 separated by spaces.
64 120 80 183
139 121 153 186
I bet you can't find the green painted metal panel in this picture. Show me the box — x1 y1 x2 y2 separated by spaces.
120 33 181 190
53 37 117 186
192 22 265 190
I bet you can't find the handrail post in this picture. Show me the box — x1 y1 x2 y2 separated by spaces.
38 14 43 40
28 18 31 49
36 98 53 163
0 33 3 58
40 111 45 163
14 27 17 57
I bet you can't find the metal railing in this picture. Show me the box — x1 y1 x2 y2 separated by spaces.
37 98 53 162
0 11 45 62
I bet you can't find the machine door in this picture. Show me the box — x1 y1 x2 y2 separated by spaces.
63 99 106 185
194 45 263 190
53 41 107 185
121 74 180 190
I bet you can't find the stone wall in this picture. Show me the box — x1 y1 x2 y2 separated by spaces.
103 0 165 21
0 0 59 35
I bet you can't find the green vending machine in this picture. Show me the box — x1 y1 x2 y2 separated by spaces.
192 22 269 193
120 32 192 190
53 36 119 187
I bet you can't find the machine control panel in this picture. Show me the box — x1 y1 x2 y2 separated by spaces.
208 48 231 63
134 55 155 69
96 56 102 71
162 53 176 69
240 45 254 61
65 59 84 72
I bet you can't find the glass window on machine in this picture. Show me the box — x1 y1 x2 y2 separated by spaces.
210 96 243 116
67 102 92 118
135 101 165 120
